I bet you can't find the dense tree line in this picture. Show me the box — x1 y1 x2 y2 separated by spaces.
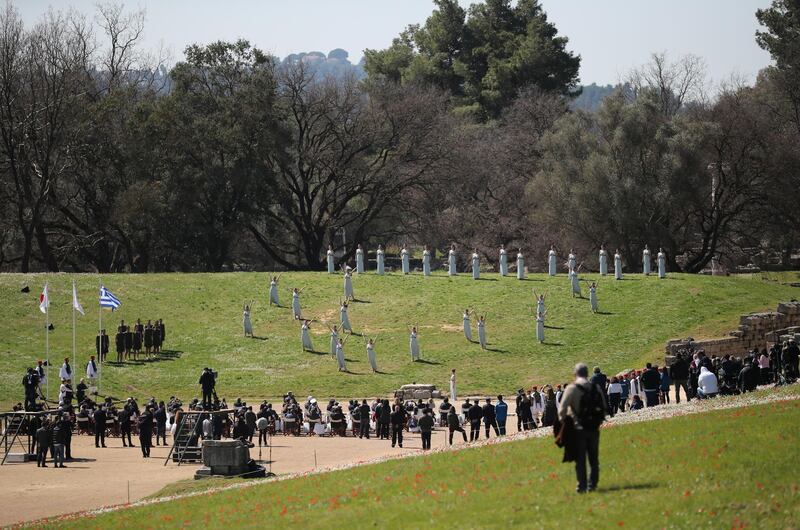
0 1 797 273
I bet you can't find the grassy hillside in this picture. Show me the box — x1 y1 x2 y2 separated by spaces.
1 271 797 405
45 388 800 529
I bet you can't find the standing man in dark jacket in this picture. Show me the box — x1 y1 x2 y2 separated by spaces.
52 420 67 468
482 398 498 438
35 419 51 467
590 366 609 409
468 401 483 441
23 368 39 411
390 405 405 448
669 354 690 403
447 406 467 445
358 400 371 439
495 396 508 435
640 363 661 407
118 405 134 447
418 410 434 450
155 402 168 446
199 368 216 409
93 406 107 448
515 390 524 431
60 412 73 460
138 407 153 458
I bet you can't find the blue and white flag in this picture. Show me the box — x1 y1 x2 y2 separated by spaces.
99 285 121 310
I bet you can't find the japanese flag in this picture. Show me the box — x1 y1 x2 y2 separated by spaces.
39 283 49 314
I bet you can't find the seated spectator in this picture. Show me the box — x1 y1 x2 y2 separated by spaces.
697 366 719 399
629 395 644 410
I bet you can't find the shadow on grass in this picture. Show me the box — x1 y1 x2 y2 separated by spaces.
486 348 508 353
545 325 564 330
517 278 544 282
305 349 328 356
474 277 499 282
415 359 441 365
352 299 371 304
344 357 361 363
599 482 660 492
250 336 269 341
541 342 563 346
596 311 614 315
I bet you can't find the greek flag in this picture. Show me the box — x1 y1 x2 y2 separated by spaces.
99 285 121 310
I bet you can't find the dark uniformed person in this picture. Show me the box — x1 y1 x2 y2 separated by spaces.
115 327 125 363
482 398 499 438
155 401 168 445
153 322 162 355
447 406 467 445
358 399 371 439
118 405 134 447
199 368 216 409
133 320 143 359
93 406 107 448
124 327 134 360
23 368 39 411
144 321 154 358
418 409 434 450
389 404 405 448
158 319 166 346
468 400 483 441
138 406 153 457
35 419 51 467
96 330 109 362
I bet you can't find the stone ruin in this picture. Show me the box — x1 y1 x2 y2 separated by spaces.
665 301 800 364
394 384 443 401
195 439 266 480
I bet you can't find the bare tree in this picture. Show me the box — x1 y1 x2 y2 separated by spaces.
626 52 707 117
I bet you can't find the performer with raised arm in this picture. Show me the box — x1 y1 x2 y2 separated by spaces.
517 248 525 280
366 336 379 373
291 287 304 320
499 245 508 276
328 324 339 357
301 319 314 352
548 245 557 276
643 245 651 276
536 311 547 344
599 245 608 276
471 249 480 279
327 244 335 274
422 245 431 276
343 266 354 301
340 300 353 333
570 266 582 298
450 369 457 401
533 289 546 317
356 243 365 274
614 249 623 280
243 301 254 337
401 244 410 275
448 244 457 276
269 275 281 306
409 326 421 361
568 249 577 272
462 309 473 342
588 282 599 313
376 245 385 275
477 315 487 350
658 247 667 279
335 336 348 372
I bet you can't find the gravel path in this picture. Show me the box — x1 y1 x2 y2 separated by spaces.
22 383 798 528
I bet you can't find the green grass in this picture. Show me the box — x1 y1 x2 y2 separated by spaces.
1 271 797 406
47 387 800 529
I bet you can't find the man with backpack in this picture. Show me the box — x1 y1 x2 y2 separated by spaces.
558 363 607 494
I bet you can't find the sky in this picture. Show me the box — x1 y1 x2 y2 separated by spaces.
14 0 774 86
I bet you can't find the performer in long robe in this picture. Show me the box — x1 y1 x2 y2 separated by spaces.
401 245 410 275
471 249 480 279
599 245 608 276
568 249 577 272
499 245 508 276
448 244 457 276
477 315 487 350
533 291 546 316
536 311 546 343
643 245 651 275
329 325 338 357
291 288 303 319
517 249 525 280
422 246 431 276
366 337 378 372
463 309 473 342
269 275 280 306
86 355 99 385
614 250 623 280
570 268 582 298
59 357 72 381
243 302 254 337
356 244 365 274
658 248 666 279
301 320 314 352
589 282 598 313
548 245 557 276
449 369 457 401
376 245 385 275
327 245 335 273
343 267 354 301
335 338 347 372
340 301 353 333
409 326 420 361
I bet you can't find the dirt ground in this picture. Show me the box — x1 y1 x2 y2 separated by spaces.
0 426 462 527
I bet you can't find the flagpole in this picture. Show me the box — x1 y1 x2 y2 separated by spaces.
45 293 49 402
98 283 102 395
72 280 77 377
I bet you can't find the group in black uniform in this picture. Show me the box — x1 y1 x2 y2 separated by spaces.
104 319 166 363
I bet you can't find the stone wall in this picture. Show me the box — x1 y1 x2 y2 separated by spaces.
665 301 800 363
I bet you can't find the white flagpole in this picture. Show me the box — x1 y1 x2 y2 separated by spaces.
98 284 102 395
72 280 77 377
45 295 49 402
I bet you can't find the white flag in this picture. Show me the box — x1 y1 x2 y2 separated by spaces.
39 283 49 314
72 281 84 316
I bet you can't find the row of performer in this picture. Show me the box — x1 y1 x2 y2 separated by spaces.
323 244 668 279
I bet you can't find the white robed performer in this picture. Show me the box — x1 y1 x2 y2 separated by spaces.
462 309 473 342
569 268 582 298
548 246 557 276
340 301 353 333
269 275 281 306
59 358 72 381
477 315 487 349
658 248 666 279
301 320 314 352
533 290 546 316
471 249 480 279
599 245 608 276
366 337 378 372
568 249 577 272
517 249 525 280
536 311 546 344
401 245 410 274
643 245 651 275
335 337 348 372
86 355 99 383
422 245 431 276
326 245 335 274
343 267 354 301
614 250 623 280
376 245 385 275
328 325 339 357
449 369 457 400
448 244 457 276
243 301 254 337
499 245 508 276
291 288 304 319
588 282 598 313
356 244 365 274
409 326 421 361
